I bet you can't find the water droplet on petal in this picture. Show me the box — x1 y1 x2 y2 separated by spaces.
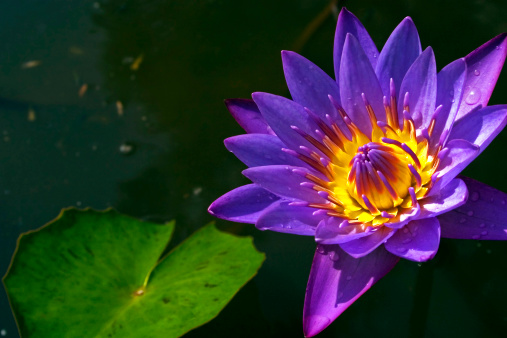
481 230 488 236
474 69 480 76
467 211 474 216
470 192 479 201
460 218 467 224
472 235 480 239
496 45 501 50
397 247 407 253
465 87 481 105
479 223 486 228
329 251 340 261
346 275 352 281
402 238 412 244
449 89 454 96
286 224 292 229
317 244 326 254
373 53 378 58
502 200 506 205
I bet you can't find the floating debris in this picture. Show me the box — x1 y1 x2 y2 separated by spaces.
21 60 41 69
78 84 88 97
119 142 135 156
116 100 124 116
130 54 144 71
193 187 203 196
27 108 36 122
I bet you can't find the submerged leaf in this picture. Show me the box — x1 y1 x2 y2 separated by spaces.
3 208 265 337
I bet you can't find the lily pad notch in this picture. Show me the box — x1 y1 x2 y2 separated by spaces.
3 208 265 337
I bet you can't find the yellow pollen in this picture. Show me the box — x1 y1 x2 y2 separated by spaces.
308 94 441 228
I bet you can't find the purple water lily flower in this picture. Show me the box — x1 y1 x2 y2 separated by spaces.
209 8 507 337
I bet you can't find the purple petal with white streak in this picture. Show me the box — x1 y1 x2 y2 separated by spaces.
431 58 467 151
384 201 421 229
385 218 440 262
225 98 271 134
439 176 507 240
339 34 386 135
419 178 468 218
224 134 302 168
448 105 507 154
430 139 480 195
243 165 328 203
255 202 320 235
252 92 325 158
303 245 398 337
315 217 373 244
456 33 507 120
282 51 342 126
339 226 394 258
375 17 421 98
208 184 280 223
334 8 379 78
398 47 437 129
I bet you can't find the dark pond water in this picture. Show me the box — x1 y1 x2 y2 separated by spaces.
1 0 506 337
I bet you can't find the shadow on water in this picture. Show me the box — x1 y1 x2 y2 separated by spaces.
0 0 506 337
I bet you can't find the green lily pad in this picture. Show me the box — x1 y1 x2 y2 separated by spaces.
3 208 265 337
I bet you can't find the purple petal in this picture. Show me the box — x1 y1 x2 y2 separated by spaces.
439 176 507 240
339 226 394 258
208 184 280 223
251 92 324 157
419 178 468 218
385 218 440 262
398 47 437 129
225 98 271 134
242 165 327 203
456 33 507 120
339 33 386 135
255 202 320 235
303 245 398 337
384 202 420 229
430 139 480 195
334 8 379 78
448 104 507 154
224 134 302 168
282 51 342 125
315 217 372 244
375 17 421 98
431 58 467 151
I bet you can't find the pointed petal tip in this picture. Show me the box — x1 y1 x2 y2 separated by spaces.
402 16 415 24
303 315 332 337
338 6 354 18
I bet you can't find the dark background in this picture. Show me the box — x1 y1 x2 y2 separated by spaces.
1 0 506 337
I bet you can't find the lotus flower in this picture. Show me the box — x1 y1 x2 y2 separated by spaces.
209 8 507 337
